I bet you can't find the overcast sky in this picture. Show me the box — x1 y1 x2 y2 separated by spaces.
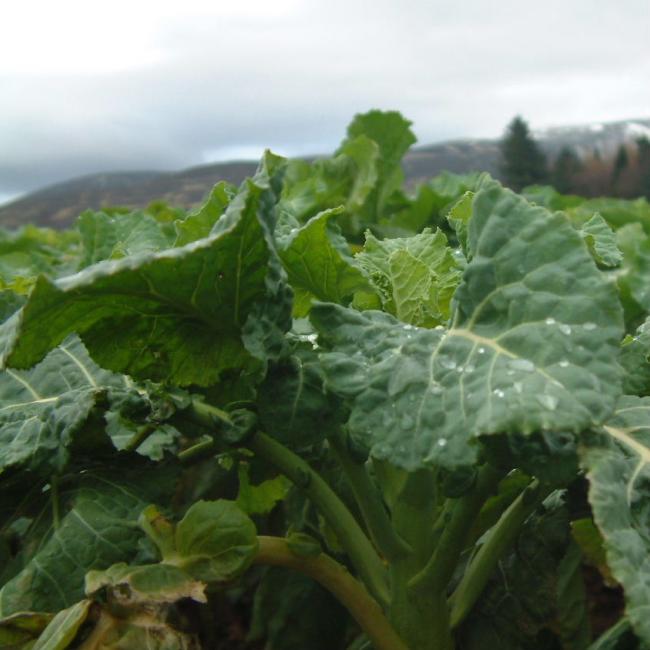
1 0 649 204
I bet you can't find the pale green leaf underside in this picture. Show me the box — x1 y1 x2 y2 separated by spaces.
0 177 287 386
0 336 127 474
313 181 623 471
581 395 650 644
355 227 461 327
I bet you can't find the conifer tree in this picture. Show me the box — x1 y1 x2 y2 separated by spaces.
500 116 547 192
552 146 581 194
611 144 629 192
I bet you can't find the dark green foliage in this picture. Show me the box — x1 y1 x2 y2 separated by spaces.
500 116 547 191
553 146 582 194
3 110 650 650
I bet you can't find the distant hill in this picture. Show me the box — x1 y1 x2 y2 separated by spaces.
1 117 648 229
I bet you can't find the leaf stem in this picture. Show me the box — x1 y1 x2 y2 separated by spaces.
328 431 412 563
50 475 61 530
125 423 158 452
409 463 502 593
254 536 407 650
448 479 552 628
247 432 390 608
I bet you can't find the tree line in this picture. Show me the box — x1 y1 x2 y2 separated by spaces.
500 116 650 199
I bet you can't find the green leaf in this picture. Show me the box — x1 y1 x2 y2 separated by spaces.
446 191 474 256
0 470 171 615
0 612 53 647
341 110 416 221
0 336 129 475
581 396 650 644
172 500 258 582
0 166 292 387
460 494 589 650
248 568 348 650
355 227 462 326
276 208 370 316
620 318 650 396
236 464 291 516
174 181 236 246
77 210 174 268
31 601 91 650
312 180 623 471
85 562 206 604
576 213 622 268
256 352 342 448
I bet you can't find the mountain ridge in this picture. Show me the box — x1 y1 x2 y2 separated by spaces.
1 117 648 229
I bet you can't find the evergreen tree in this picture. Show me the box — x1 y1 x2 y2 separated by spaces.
611 144 629 193
637 137 650 199
500 116 547 191
552 146 581 194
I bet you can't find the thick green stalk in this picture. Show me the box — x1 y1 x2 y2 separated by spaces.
247 432 390 608
448 479 552 628
328 432 411 563
255 536 407 650
409 464 502 593
385 469 449 650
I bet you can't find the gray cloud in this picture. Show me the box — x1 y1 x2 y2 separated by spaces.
1 0 648 197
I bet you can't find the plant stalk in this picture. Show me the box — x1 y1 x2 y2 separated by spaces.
409 463 502 593
448 479 552 628
328 431 412 563
255 536 407 650
247 431 390 608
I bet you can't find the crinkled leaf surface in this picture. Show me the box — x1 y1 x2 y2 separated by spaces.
77 210 174 268
276 208 370 316
581 396 650 644
0 169 291 387
0 336 129 475
355 227 461 327
312 180 623 471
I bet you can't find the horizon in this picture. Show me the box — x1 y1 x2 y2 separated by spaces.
1 0 648 203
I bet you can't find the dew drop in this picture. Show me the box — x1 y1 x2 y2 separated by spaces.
536 394 558 410
403 324 415 331
437 438 448 448
401 413 414 428
465 363 476 373
559 324 572 335
439 356 457 370
435 325 445 331
583 322 597 330
545 317 556 325
508 358 535 372
456 365 464 373
493 388 505 398
559 359 569 368
478 347 486 354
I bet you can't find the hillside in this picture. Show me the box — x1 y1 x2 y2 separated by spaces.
1 117 648 229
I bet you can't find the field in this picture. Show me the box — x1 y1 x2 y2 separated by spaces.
1 110 650 650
